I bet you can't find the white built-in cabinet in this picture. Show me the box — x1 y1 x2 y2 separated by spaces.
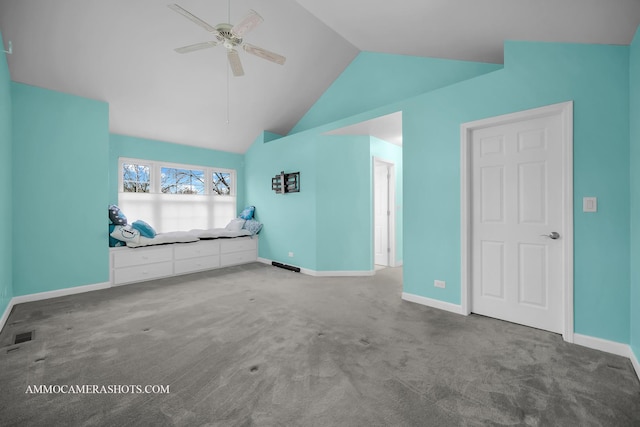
109 236 258 286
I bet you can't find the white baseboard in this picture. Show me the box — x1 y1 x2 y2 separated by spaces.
258 257 375 277
573 333 631 358
630 348 640 382
393 261 403 267
401 292 466 315
307 270 375 277
0 281 111 333
574 334 640 382
11 282 111 305
0 298 16 335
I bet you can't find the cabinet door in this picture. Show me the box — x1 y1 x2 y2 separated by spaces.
174 241 220 260
112 246 173 268
114 262 173 285
175 256 220 275
221 238 256 254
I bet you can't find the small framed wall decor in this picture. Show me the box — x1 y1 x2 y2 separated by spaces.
272 171 300 194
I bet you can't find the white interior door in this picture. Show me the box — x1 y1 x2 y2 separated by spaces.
471 113 564 333
374 161 390 266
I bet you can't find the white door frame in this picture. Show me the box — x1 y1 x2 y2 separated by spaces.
373 157 396 267
460 101 574 343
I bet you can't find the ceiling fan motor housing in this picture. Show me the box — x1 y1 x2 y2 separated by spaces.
215 23 243 48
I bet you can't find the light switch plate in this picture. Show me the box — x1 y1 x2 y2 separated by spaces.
583 197 597 213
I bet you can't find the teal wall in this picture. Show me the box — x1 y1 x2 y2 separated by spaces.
370 136 403 264
12 83 109 295
245 131 404 272
0 32 13 314
244 132 318 270
403 41 630 343
247 54 494 272
109 134 246 210
630 28 640 361
291 52 502 134
315 136 371 271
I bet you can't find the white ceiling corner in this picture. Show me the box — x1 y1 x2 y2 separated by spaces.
326 112 403 146
294 0 640 64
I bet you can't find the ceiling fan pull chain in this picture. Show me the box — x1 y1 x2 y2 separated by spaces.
226 54 230 125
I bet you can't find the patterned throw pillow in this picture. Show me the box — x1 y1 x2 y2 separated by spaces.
108 205 127 225
110 225 140 243
243 219 263 235
108 225 126 247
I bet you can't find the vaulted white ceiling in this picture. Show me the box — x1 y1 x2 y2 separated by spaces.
1 0 639 153
296 0 640 63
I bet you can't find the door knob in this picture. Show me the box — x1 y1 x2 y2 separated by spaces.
540 232 560 240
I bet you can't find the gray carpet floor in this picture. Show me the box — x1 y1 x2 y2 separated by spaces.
0 263 638 426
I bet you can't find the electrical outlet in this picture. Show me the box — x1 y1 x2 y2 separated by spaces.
288 252 294 258
434 280 446 289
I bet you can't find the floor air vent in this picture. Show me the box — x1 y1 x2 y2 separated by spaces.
14 331 34 344
272 261 301 273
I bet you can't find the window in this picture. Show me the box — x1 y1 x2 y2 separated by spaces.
122 163 150 193
118 158 236 232
161 167 205 194
212 171 232 195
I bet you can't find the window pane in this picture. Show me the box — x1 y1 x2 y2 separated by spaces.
161 167 204 195
212 171 232 195
122 163 150 193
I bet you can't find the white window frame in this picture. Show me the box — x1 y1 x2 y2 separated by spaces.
118 158 236 196
117 157 237 232
120 160 152 193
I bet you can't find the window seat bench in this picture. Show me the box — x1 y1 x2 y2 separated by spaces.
109 236 258 286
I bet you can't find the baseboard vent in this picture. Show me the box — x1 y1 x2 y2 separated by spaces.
14 331 34 344
272 261 300 273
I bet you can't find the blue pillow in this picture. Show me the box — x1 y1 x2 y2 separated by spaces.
131 220 157 238
239 206 255 220
243 219 262 235
109 205 127 225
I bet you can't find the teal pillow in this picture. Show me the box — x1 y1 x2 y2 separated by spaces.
131 220 157 238
239 206 255 220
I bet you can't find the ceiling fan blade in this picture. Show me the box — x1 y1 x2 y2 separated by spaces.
227 49 245 77
174 41 219 54
231 9 263 37
168 4 219 34
242 43 286 65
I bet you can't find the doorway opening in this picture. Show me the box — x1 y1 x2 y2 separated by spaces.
373 158 396 269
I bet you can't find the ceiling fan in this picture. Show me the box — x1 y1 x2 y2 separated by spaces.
168 3 286 77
